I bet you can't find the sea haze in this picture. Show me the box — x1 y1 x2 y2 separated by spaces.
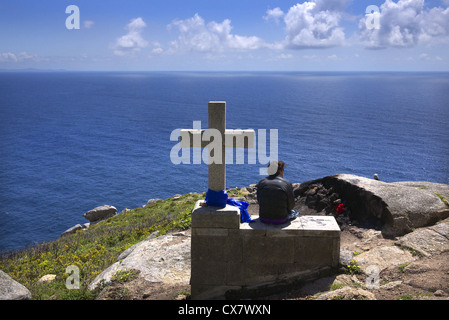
0 71 448 251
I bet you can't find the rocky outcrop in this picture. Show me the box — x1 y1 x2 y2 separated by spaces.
314 286 376 300
353 245 416 274
77 175 448 300
296 218 449 301
60 205 117 238
144 199 162 207
88 231 191 291
0 270 31 300
60 224 83 237
83 205 117 223
37 274 56 283
295 174 449 237
86 209 448 300
395 219 449 257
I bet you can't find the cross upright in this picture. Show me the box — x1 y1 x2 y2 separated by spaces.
180 101 255 192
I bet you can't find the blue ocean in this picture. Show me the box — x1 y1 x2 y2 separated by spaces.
1 72 448 252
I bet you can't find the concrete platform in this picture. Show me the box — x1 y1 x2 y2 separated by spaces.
191 202 240 229
190 200 341 299
240 214 340 235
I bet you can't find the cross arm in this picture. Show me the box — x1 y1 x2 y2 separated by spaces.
179 129 255 149
224 129 255 148
180 129 209 148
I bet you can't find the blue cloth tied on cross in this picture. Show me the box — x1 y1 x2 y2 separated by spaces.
205 188 228 208
227 198 253 223
205 188 253 223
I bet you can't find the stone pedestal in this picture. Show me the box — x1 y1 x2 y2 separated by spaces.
190 200 341 299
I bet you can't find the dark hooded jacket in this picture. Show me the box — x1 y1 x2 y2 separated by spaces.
256 175 295 221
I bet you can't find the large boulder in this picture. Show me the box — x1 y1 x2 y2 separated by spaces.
353 245 416 274
395 218 449 257
0 270 31 300
298 174 449 237
60 224 83 237
83 205 117 223
88 231 191 291
314 286 376 300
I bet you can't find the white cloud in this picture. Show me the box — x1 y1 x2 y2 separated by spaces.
152 47 164 54
0 51 40 63
168 13 265 52
268 53 294 61
113 17 148 56
277 53 293 59
264 7 285 23
422 6 449 41
228 34 265 50
302 54 318 60
282 1 347 49
83 20 95 29
359 0 449 49
0 52 18 62
419 53 444 61
314 0 353 12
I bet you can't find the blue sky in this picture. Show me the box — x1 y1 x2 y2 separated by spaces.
1 0 448 71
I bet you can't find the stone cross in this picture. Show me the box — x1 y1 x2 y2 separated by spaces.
180 101 255 192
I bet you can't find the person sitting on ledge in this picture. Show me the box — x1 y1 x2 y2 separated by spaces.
256 160 298 224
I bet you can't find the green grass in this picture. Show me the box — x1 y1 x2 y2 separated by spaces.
0 192 205 300
329 283 348 291
111 269 139 283
397 244 424 258
396 292 431 300
398 263 410 273
434 192 449 206
344 259 362 275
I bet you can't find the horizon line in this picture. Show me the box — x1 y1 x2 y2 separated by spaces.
1 69 449 73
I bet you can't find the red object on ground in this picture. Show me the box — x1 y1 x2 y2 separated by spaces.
335 203 345 215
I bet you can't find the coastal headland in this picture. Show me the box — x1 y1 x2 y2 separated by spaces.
1 174 448 300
